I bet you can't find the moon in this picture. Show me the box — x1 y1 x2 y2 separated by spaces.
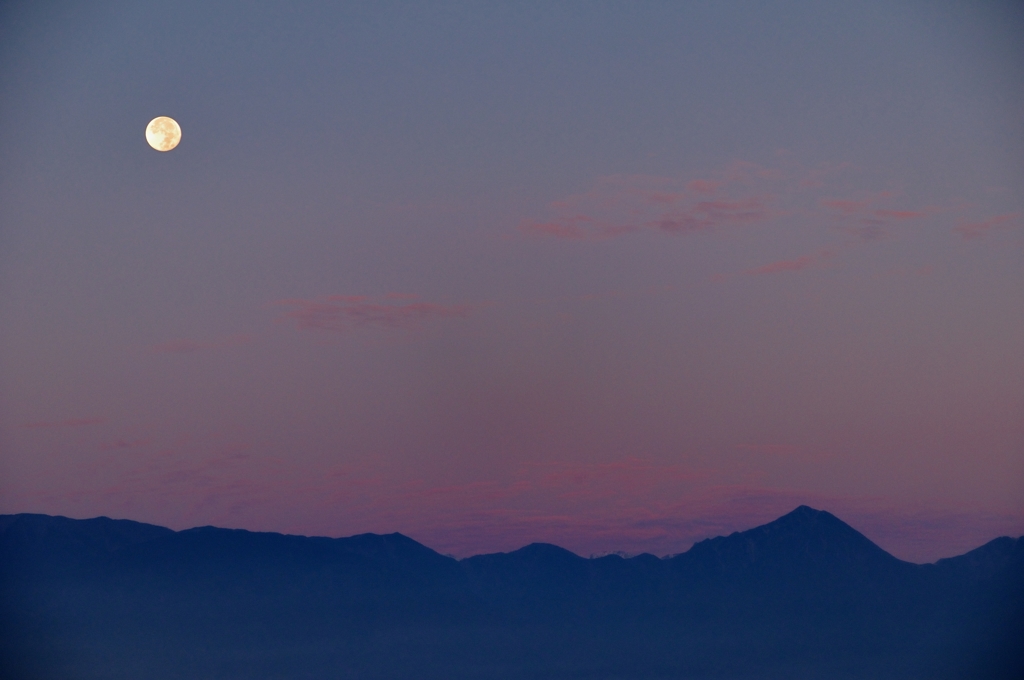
146 116 181 151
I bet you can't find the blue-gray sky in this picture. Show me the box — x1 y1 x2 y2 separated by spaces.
1 1 1022 562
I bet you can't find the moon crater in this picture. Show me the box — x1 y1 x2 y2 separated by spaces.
146 116 181 151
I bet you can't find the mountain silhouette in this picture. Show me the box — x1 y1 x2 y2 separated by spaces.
1 507 1021 679
677 505 902 571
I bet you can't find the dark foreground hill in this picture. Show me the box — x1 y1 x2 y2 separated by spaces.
1 507 1021 679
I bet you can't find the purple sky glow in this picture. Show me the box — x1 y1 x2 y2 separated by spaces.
1 1 1022 562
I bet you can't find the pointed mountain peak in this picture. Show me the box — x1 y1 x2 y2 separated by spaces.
786 504 828 517
675 506 902 574
512 542 582 560
771 505 846 528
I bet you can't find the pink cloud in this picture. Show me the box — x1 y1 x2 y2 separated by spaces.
519 166 784 241
953 213 1020 240
871 209 928 220
651 196 773 233
21 417 107 429
736 443 801 456
748 255 815 275
686 179 721 194
518 161 940 244
150 334 252 354
745 248 836 276
821 198 870 215
521 215 602 241
820 193 937 229
522 161 964 246
99 438 152 452
272 293 474 333
842 224 887 242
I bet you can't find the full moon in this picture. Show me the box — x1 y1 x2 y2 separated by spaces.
146 116 181 151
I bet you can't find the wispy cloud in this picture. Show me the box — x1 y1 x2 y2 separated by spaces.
736 443 801 456
821 197 878 215
150 334 253 354
519 161 947 244
744 248 836 276
519 164 784 241
871 209 930 220
819 192 940 239
815 192 942 235
271 294 475 333
953 213 1020 240
21 417 107 429
99 438 152 452
748 255 815 275
652 196 773 233
841 224 887 243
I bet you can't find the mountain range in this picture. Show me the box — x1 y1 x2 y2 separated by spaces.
2 506 1021 679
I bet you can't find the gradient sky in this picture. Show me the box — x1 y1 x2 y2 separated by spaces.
1 1 1022 563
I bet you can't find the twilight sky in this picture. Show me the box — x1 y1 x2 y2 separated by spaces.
1 1 1022 563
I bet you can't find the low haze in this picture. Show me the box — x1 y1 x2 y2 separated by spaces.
1 1 1022 563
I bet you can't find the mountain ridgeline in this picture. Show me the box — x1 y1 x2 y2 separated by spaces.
1 506 1021 679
